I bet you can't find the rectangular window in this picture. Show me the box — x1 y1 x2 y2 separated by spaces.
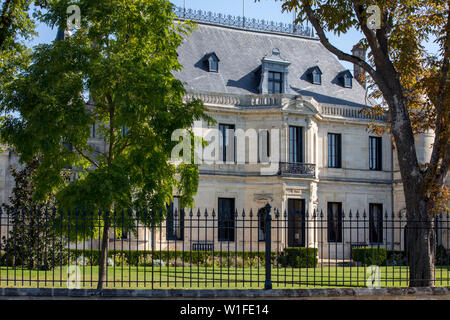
369 203 383 243
259 130 270 163
258 208 266 242
166 197 184 241
210 59 218 72
313 73 321 84
328 133 342 168
327 202 342 243
289 126 303 163
369 136 382 170
218 198 235 242
268 71 283 94
219 124 235 163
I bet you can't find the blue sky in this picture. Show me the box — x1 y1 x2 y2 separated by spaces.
30 0 440 73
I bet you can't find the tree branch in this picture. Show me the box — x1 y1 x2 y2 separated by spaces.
301 3 379 84
426 7 450 184
73 145 99 168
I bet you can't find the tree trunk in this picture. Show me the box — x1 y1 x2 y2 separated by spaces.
405 199 436 287
97 213 110 290
387 94 436 287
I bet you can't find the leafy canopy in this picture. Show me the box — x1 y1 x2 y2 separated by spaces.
0 0 211 226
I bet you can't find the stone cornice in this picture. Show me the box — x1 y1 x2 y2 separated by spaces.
184 90 387 122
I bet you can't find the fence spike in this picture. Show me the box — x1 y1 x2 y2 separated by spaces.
189 208 193 217
242 208 245 217
249 208 253 217
349 209 352 218
211 208 216 217
320 209 323 218
275 209 280 219
197 208 201 217
284 209 287 218
204 208 208 217
363 209 367 218
342 209 346 218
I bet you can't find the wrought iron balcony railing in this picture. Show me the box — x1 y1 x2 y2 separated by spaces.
279 162 316 177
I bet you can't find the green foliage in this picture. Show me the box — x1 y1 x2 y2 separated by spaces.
0 0 211 232
352 247 387 266
0 159 66 270
69 249 276 267
277 247 318 268
436 245 449 266
0 0 44 104
386 250 407 266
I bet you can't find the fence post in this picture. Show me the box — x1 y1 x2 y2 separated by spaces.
264 203 272 290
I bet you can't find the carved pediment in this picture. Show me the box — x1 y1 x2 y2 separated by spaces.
254 194 273 203
282 96 320 115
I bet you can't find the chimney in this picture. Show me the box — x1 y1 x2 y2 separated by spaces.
351 44 367 88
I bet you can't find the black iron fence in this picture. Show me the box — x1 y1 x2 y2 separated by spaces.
0 204 448 289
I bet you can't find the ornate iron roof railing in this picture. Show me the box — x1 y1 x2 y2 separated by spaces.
174 6 316 38
279 162 316 177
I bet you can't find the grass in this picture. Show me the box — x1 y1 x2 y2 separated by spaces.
1 265 449 289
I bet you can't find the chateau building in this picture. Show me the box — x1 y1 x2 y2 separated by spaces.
0 9 445 259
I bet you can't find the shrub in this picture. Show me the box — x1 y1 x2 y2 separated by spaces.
352 247 387 266
277 247 318 268
386 250 407 266
436 245 449 266
69 249 277 267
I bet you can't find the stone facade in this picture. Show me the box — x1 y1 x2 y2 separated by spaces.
0 18 447 259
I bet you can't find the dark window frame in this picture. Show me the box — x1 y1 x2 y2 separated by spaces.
289 126 303 163
369 136 382 171
258 208 266 242
312 70 321 85
218 198 235 242
344 75 352 88
328 133 342 168
209 57 219 72
369 203 383 244
268 71 283 94
166 197 184 241
327 202 343 243
219 124 236 163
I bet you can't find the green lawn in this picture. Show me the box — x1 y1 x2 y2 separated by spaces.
1 265 449 289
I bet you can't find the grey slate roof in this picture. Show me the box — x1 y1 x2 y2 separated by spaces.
175 23 373 108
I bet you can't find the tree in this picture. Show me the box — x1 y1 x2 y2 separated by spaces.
0 0 211 290
0 157 66 270
276 0 449 286
0 1 48 104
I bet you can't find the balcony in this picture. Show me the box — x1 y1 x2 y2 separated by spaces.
279 162 316 177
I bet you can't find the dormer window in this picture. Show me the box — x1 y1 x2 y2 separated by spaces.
339 70 353 88
309 66 322 85
259 48 290 94
204 52 220 73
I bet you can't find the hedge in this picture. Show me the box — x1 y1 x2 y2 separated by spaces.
352 247 387 266
69 249 276 267
277 247 318 268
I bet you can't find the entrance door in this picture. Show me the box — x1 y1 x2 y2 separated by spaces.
288 199 305 247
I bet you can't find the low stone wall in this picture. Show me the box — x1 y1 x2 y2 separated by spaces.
0 287 449 299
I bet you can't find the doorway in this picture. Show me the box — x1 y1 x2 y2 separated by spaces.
288 199 306 247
